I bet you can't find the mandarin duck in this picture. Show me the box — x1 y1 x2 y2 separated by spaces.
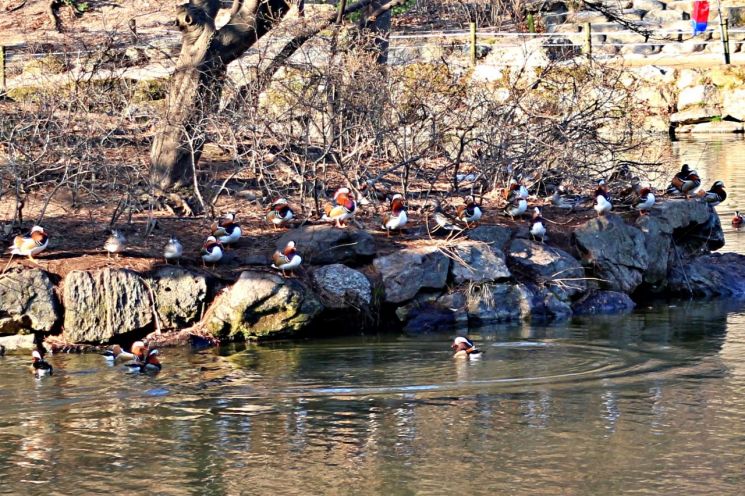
266 198 294 229
456 196 483 228
271 240 302 277
550 187 578 210
430 201 460 234
31 350 53 377
322 188 356 228
594 180 612 216
381 194 408 235
668 164 701 198
503 197 527 219
451 337 482 360
634 187 655 215
101 344 136 364
104 230 126 258
211 212 241 247
732 211 744 228
163 236 183 264
200 236 223 267
9 225 48 263
125 349 162 373
698 181 726 207
530 207 546 243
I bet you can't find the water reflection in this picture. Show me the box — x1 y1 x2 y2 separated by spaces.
0 300 743 493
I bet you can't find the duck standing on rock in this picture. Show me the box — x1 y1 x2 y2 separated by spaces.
451 337 482 360
594 180 612 216
104 230 126 258
457 196 483 228
272 240 302 277
201 236 223 267
163 236 183 265
698 181 726 207
266 198 294 230
322 188 356 228
31 350 53 377
668 164 701 199
381 194 408 235
211 212 241 248
732 211 744 228
530 207 546 243
634 187 655 215
9 225 48 263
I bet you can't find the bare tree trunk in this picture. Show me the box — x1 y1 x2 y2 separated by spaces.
150 0 298 190
360 0 393 65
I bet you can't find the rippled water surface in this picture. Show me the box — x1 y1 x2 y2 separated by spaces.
2 300 745 495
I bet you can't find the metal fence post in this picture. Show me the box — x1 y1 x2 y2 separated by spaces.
470 22 477 66
721 17 731 65
583 23 592 57
0 46 5 93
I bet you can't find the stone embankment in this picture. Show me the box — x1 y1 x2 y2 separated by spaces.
0 200 743 349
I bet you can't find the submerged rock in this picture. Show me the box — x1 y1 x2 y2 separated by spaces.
207 271 322 340
573 291 636 315
312 264 372 309
276 225 375 265
450 241 510 284
0 268 60 334
373 246 450 303
668 252 745 297
573 215 648 293
63 269 153 343
151 266 210 330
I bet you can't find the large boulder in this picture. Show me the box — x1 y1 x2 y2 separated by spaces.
275 225 375 265
0 333 36 352
636 199 715 288
396 292 468 334
667 252 745 297
373 246 450 303
508 239 586 298
677 85 719 111
573 215 648 293
467 225 513 249
207 271 322 340
450 241 510 284
573 291 636 315
466 283 532 325
150 266 210 330
721 88 745 121
312 264 372 309
63 269 153 343
0 268 60 334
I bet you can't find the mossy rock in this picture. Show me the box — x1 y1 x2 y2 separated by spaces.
132 78 168 103
22 55 68 76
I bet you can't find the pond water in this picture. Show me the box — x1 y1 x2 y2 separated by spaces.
2 136 745 494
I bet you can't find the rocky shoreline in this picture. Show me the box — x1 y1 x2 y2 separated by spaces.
1 199 744 351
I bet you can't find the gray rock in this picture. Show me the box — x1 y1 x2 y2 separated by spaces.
508 239 586 298
0 333 36 352
63 269 153 343
678 85 719 110
676 121 745 133
0 268 60 335
207 271 322 340
467 225 513 248
275 225 375 265
670 107 720 125
312 264 371 309
521 283 573 320
573 215 648 293
373 246 450 303
151 266 210 330
667 253 745 297
644 9 688 21
573 291 636 315
397 292 468 334
633 0 665 11
466 283 532 325
450 241 510 284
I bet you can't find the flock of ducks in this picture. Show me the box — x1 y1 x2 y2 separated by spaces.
26 339 162 379
5 165 732 276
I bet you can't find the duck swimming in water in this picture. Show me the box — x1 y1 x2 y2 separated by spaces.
125 348 161 373
101 344 136 364
451 337 482 359
31 350 53 377
732 211 744 228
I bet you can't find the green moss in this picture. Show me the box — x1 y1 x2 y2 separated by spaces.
132 78 168 102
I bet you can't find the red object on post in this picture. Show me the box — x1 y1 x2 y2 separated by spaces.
691 0 709 34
